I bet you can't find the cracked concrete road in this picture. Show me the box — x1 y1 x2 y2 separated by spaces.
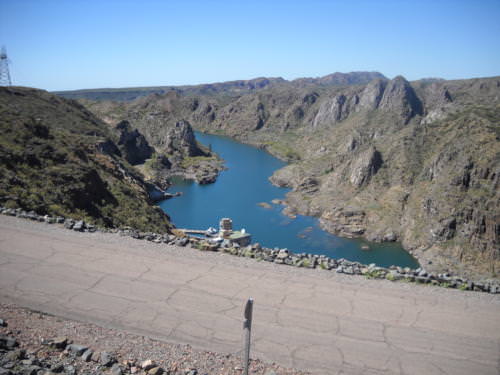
0 215 499 374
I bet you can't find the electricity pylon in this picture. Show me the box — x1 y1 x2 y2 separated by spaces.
0 46 12 86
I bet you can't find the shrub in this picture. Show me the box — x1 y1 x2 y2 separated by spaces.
386 273 396 281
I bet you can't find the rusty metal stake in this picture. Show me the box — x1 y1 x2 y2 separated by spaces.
243 298 254 375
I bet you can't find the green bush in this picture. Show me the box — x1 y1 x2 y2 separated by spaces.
386 273 396 281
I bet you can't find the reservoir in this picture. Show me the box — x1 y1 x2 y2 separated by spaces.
159 132 419 268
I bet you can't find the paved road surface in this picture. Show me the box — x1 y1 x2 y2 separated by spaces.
0 216 499 374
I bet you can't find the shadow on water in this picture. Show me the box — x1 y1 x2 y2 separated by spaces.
159 132 419 268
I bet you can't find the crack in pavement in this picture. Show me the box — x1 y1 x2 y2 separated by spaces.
131 263 152 282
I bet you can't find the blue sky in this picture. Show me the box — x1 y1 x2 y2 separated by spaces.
1 0 499 91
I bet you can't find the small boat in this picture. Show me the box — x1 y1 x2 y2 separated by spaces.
209 237 223 244
205 227 218 236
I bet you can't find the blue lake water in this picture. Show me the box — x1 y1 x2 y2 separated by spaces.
159 132 419 268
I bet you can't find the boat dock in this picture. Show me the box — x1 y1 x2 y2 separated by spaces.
178 229 208 235
177 218 252 247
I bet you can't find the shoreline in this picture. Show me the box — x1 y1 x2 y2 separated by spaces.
196 130 497 283
196 131 420 252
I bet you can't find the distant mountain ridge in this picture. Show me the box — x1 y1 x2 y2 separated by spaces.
54 71 387 101
292 71 386 87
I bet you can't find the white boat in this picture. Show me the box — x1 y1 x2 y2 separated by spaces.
205 227 218 236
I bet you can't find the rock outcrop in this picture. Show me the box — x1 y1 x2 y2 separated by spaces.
357 78 387 111
313 94 351 127
349 147 383 187
311 76 422 128
320 208 367 237
115 120 154 165
379 76 423 123
163 120 205 157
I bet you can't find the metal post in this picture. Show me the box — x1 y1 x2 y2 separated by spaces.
243 298 253 375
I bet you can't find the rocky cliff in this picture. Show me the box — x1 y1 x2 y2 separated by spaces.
0 87 171 232
272 77 499 279
114 120 154 165
81 93 223 186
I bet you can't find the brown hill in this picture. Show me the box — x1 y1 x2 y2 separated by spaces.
0 86 171 232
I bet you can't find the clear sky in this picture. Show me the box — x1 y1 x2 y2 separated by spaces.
1 0 499 91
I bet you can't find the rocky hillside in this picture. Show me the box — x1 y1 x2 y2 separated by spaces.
223 77 500 279
82 75 499 279
0 87 171 232
81 93 223 186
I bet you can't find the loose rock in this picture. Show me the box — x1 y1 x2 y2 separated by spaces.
81 349 93 362
110 363 122 375
50 337 68 350
66 344 88 356
147 367 164 375
100 351 116 367
0 335 18 350
72 221 85 232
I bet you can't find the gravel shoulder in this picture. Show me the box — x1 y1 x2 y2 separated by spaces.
0 302 305 375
